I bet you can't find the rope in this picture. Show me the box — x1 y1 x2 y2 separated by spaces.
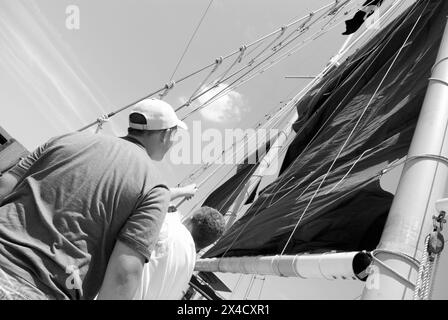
180 3 342 119
182 0 354 117
414 235 431 299
182 0 366 121
181 0 352 116
324 148 374 195
429 251 441 300
176 79 303 189
94 114 109 133
214 46 247 85
177 99 298 215
158 81 176 100
414 210 446 300
249 25 288 64
175 13 319 114
78 0 356 132
168 0 215 82
185 57 223 106
230 274 243 299
243 275 256 300
257 276 266 300
178 96 295 189
189 19 346 118
175 86 301 217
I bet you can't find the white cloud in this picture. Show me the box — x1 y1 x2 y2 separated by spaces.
196 83 249 123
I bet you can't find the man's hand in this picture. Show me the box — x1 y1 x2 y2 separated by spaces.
169 184 198 201
180 184 198 200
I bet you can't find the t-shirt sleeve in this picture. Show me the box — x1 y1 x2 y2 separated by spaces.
7 141 50 181
117 185 170 262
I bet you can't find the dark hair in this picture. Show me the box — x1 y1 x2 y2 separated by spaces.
128 113 148 136
190 206 225 250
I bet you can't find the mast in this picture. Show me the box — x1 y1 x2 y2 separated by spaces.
361 17 448 300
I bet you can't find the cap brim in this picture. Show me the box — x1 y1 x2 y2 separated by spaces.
176 120 188 130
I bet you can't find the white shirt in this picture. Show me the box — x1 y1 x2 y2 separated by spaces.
133 211 196 300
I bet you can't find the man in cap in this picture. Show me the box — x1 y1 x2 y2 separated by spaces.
0 98 186 300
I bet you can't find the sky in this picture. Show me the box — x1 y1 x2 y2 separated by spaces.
0 0 447 300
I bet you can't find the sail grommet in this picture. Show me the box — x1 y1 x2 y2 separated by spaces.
159 81 176 100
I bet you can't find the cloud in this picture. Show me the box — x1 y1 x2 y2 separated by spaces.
196 83 249 123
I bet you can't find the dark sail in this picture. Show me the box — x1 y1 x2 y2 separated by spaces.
202 139 271 214
204 0 447 258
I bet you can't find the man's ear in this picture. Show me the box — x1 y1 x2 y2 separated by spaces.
159 130 168 143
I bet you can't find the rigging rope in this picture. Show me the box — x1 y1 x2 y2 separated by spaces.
178 100 299 217
176 68 309 190
168 0 215 82
230 274 243 299
181 0 364 121
176 93 297 189
243 275 256 300
257 276 266 300
78 0 343 132
214 46 247 85
185 57 223 106
158 81 176 100
414 212 446 300
179 3 346 119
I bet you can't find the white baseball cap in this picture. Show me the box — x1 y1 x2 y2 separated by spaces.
129 98 188 131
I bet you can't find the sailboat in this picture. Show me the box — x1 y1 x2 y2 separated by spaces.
1 0 447 300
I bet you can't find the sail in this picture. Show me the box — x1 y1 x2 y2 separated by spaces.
204 0 447 258
202 139 271 214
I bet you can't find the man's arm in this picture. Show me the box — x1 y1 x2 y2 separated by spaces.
0 173 19 204
96 241 144 300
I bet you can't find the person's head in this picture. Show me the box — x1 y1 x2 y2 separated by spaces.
127 98 187 161
183 206 225 252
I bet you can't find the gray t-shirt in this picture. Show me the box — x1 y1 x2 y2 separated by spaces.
0 132 169 300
